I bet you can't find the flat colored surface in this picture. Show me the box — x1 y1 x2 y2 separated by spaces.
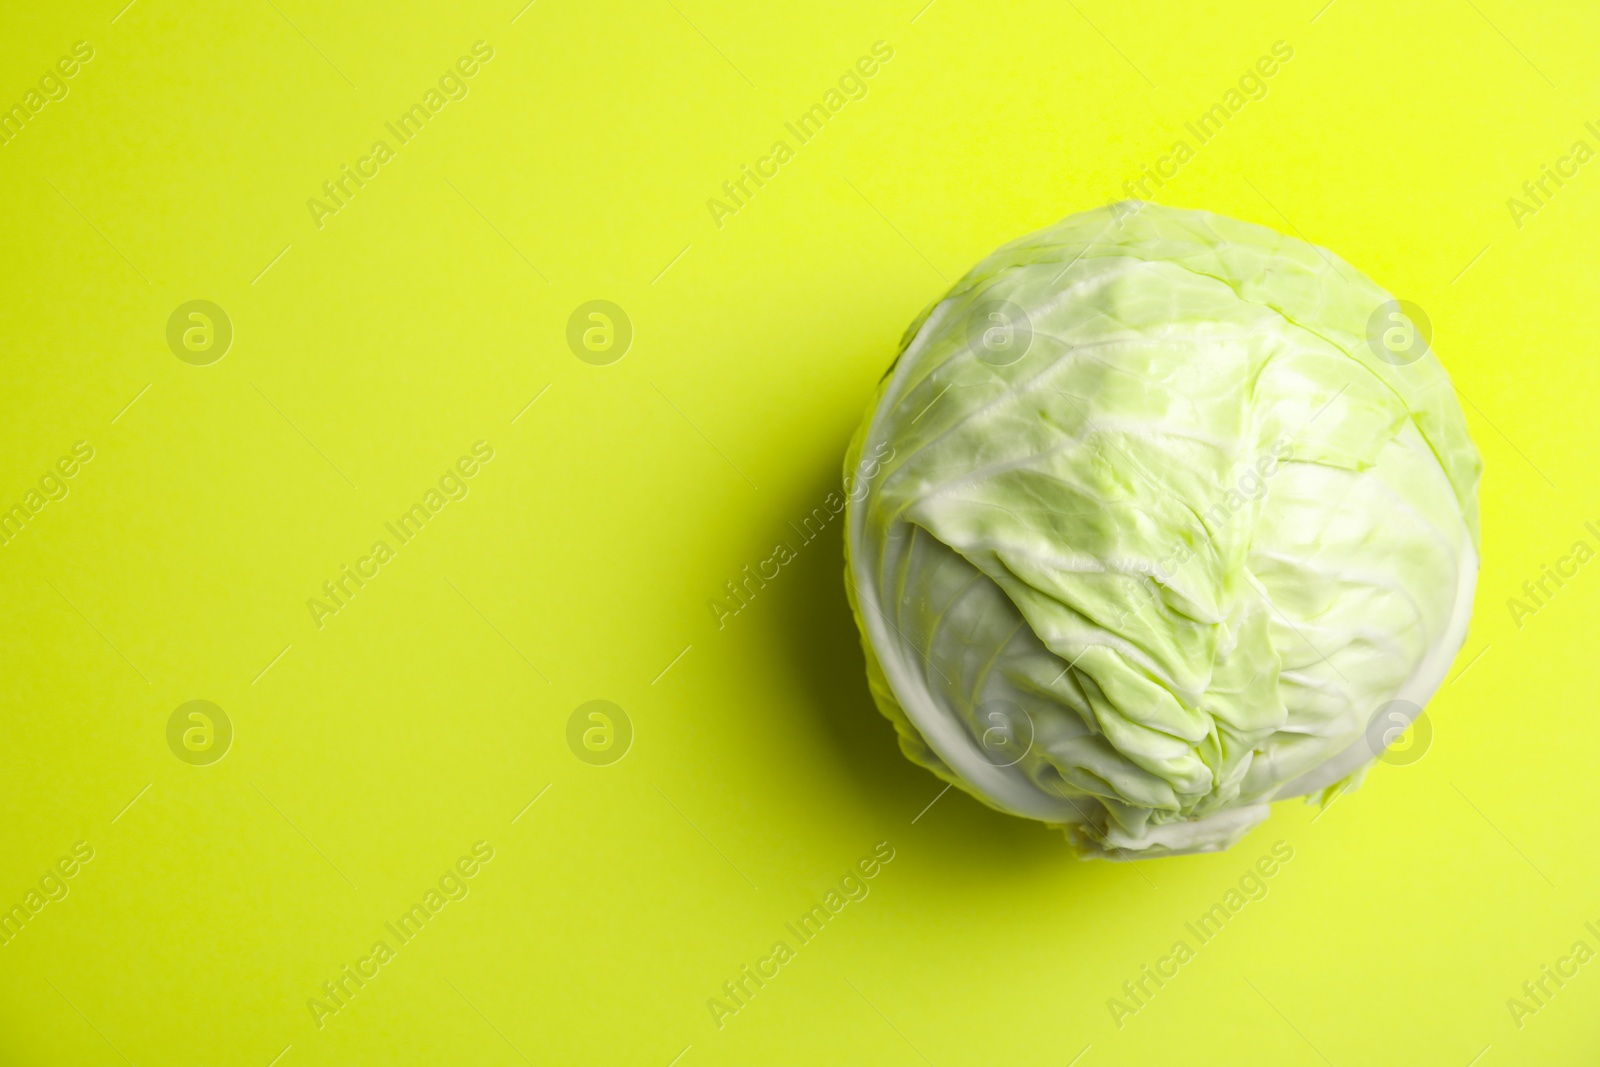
1 0 1596 1064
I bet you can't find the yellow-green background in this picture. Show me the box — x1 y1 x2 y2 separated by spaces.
1 0 1596 1063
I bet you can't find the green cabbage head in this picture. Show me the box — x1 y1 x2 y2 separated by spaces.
843 202 1481 858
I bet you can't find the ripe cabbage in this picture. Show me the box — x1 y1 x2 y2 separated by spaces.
843 202 1481 858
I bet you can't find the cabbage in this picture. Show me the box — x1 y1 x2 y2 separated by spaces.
842 202 1481 859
